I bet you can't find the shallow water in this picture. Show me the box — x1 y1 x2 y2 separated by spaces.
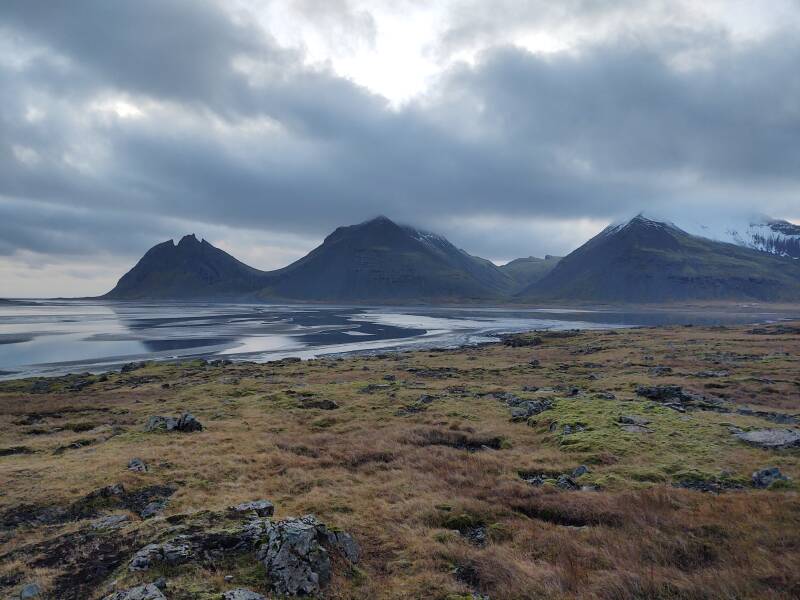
0 300 796 379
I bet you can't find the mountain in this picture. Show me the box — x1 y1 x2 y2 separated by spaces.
500 255 561 290
519 215 800 302
103 234 266 300
256 216 514 301
676 215 800 259
104 218 515 302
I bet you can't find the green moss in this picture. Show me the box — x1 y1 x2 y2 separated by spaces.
442 512 482 532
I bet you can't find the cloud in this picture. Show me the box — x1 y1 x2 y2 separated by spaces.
0 0 799 295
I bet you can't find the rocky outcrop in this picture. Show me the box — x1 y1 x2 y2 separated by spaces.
103 582 166 600
258 515 360 596
635 385 727 412
123 502 358 597
734 429 800 449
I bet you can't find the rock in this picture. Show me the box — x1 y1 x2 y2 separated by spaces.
572 465 590 478
502 335 542 347
222 590 266 600
231 500 275 518
145 413 203 433
258 515 359 596
529 359 541 367
129 537 193 571
176 412 203 431
103 583 166 600
383 374 396 381
752 467 789 488
556 475 579 490
695 370 730 378
300 399 339 410
736 408 798 425
121 361 147 373
29 380 51 394
19 583 42 599
144 415 176 432
139 499 168 519
594 392 616 400
325 529 360 563
91 514 130 530
636 384 686 401
509 399 552 421
258 516 332 596
618 415 651 426
128 457 148 472
620 424 651 434
649 366 673 376
734 429 800 449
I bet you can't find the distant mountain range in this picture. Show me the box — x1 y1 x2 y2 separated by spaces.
103 214 800 304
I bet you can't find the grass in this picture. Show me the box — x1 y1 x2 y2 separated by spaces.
0 322 799 598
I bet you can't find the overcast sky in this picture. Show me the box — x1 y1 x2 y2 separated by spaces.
2 0 800 296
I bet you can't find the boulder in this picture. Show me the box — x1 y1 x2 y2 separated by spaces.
129 537 193 571
103 583 166 600
300 399 339 410
231 500 275 518
509 399 552 421
176 412 203 431
145 413 203 433
572 465 590 478
222 591 266 600
752 467 789 488
735 429 800 449
619 415 651 426
19 583 41 599
139 499 168 519
128 457 148 472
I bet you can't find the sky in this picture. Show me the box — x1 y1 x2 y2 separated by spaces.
1 0 800 297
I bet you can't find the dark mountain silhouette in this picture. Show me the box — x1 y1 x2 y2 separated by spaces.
500 255 561 290
104 218 514 301
103 234 266 299
519 215 800 302
257 216 514 301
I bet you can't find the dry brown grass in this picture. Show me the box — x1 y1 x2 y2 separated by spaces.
0 322 799 598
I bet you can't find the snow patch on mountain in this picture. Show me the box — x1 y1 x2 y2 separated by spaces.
675 215 800 259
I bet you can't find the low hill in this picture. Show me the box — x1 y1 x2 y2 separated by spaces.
500 255 561 290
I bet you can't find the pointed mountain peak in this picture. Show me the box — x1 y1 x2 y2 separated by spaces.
177 233 201 247
361 215 398 228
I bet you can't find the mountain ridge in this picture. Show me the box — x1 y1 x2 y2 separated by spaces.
519 215 800 302
103 214 800 304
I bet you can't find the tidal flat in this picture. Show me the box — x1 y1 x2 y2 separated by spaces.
0 322 798 599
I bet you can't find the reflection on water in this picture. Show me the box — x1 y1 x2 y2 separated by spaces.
0 300 796 379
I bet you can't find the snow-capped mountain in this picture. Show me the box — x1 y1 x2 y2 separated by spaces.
673 216 800 259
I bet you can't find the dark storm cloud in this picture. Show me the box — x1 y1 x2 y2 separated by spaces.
1 0 799 267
